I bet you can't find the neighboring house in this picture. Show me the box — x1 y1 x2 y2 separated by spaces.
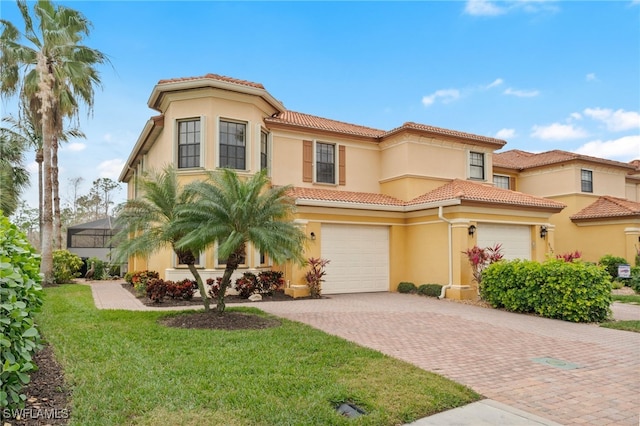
66 216 123 273
494 150 640 264
120 73 575 299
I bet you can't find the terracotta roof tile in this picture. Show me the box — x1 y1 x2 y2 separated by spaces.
407 179 566 210
384 122 506 147
570 196 640 220
157 73 265 90
288 180 565 211
288 187 404 206
494 149 635 171
266 111 385 138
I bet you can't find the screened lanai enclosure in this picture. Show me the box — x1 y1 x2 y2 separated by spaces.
66 217 125 276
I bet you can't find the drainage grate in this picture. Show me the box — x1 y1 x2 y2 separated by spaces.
531 357 581 370
336 402 366 418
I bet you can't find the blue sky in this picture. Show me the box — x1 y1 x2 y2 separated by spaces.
2 0 639 210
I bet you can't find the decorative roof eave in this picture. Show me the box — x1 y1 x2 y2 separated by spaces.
570 213 640 223
494 149 637 172
148 75 285 113
294 198 461 212
119 114 164 182
458 198 566 213
382 122 507 149
264 119 380 143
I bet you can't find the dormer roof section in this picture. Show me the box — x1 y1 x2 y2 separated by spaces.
494 149 636 172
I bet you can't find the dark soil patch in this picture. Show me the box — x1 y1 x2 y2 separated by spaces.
3 345 71 425
159 311 281 330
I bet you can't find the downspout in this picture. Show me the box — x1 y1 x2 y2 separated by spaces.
438 206 453 299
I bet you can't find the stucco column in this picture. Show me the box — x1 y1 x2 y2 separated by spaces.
624 227 640 265
534 224 554 262
446 221 477 300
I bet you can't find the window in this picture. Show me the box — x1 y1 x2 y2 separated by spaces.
316 142 336 184
220 120 246 170
217 244 247 266
469 152 485 180
581 169 593 193
493 175 510 189
176 252 204 268
260 131 269 171
178 119 200 168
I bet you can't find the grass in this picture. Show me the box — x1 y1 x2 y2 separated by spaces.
612 294 640 305
600 320 640 333
37 285 480 425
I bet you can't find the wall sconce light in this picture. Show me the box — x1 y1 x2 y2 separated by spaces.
540 226 548 239
468 225 476 236
310 232 316 241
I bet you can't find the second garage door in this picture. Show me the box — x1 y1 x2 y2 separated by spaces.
320 224 390 294
477 223 531 260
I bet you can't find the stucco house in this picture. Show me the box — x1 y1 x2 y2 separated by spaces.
119 73 635 299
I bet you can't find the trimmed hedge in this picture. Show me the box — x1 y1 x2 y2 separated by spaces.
397 282 417 294
0 215 44 409
417 284 442 297
481 259 611 323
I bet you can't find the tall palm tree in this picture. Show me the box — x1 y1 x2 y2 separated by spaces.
113 166 211 312
0 122 30 216
176 169 306 313
0 0 107 284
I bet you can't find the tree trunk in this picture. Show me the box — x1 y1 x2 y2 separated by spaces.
187 263 210 312
216 247 245 313
36 148 43 246
40 115 54 285
52 135 62 249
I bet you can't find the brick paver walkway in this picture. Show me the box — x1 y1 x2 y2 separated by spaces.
256 293 640 426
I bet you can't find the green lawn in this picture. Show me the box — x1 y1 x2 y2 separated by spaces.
612 294 640 305
600 320 640 333
37 285 479 425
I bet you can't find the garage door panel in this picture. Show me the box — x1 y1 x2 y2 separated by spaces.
321 224 389 294
477 224 531 260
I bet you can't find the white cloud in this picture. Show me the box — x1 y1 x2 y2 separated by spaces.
97 159 125 180
422 89 461 107
569 112 582 121
464 0 506 16
531 123 589 140
485 78 504 89
585 73 598 82
495 128 516 139
574 135 640 162
583 107 640 132
504 87 540 98
65 142 86 152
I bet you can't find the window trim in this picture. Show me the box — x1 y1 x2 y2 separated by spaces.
174 252 205 269
260 129 271 173
218 117 249 171
493 174 511 190
469 151 485 181
581 169 593 193
176 117 203 169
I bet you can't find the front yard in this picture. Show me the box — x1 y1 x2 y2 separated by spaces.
31 285 479 425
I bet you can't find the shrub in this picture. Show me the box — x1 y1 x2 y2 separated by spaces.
207 277 223 299
124 271 135 285
146 278 168 302
52 249 83 284
417 284 442 297
463 244 504 290
235 272 259 298
482 259 611 322
87 257 108 280
130 270 159 296
397 282 417 294
628 267 640 293
305 258 330 299
599 254 629 279
0 215 44 410
166 279 197 300
257 270 285 294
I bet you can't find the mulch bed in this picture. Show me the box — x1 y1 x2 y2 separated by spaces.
160 311 281 330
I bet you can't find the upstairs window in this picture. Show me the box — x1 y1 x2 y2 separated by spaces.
469 152 485 180
260 131 269 171
316 142 335 184
493 175 510 189
581 169 593 193
177 119 200 168
220 120 246 170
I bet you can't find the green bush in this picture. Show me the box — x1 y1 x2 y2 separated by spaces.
628 267 640 293
482 259 611 322
124 271 134 284
397 282 417 294
52 249 83 284
87 257 108 280
0 215 44 410
417 284 442 297
598 254 629 279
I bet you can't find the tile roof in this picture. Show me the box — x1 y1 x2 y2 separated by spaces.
157 73 265 90
288 179 565 211
494 149 636 171
570 196 640 220
265 111 385 138
407 179 566 210
385 122 506 147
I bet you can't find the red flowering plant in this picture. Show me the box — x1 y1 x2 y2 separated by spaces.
556 250 582 262
166 279 197 300
463 244 504 289
235 272 259 299
257 270 285 295
304 257 330 299
206 277 223 299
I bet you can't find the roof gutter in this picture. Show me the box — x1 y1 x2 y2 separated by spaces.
438 206 453 299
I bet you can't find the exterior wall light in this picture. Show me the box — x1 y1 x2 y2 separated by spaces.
540 226 548 239
310 232 316 240
468 225 476 236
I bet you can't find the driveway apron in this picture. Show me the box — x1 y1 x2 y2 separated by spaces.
258 293 640 426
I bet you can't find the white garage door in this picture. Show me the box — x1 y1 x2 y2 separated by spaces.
477 223 531 260
320 224 390 294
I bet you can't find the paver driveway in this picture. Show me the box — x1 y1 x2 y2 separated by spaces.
258 293 640 426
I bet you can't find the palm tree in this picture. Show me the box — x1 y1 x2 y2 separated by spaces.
0 0 107 284
176 169 306 313
0 122 30 216
113 166 211 312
